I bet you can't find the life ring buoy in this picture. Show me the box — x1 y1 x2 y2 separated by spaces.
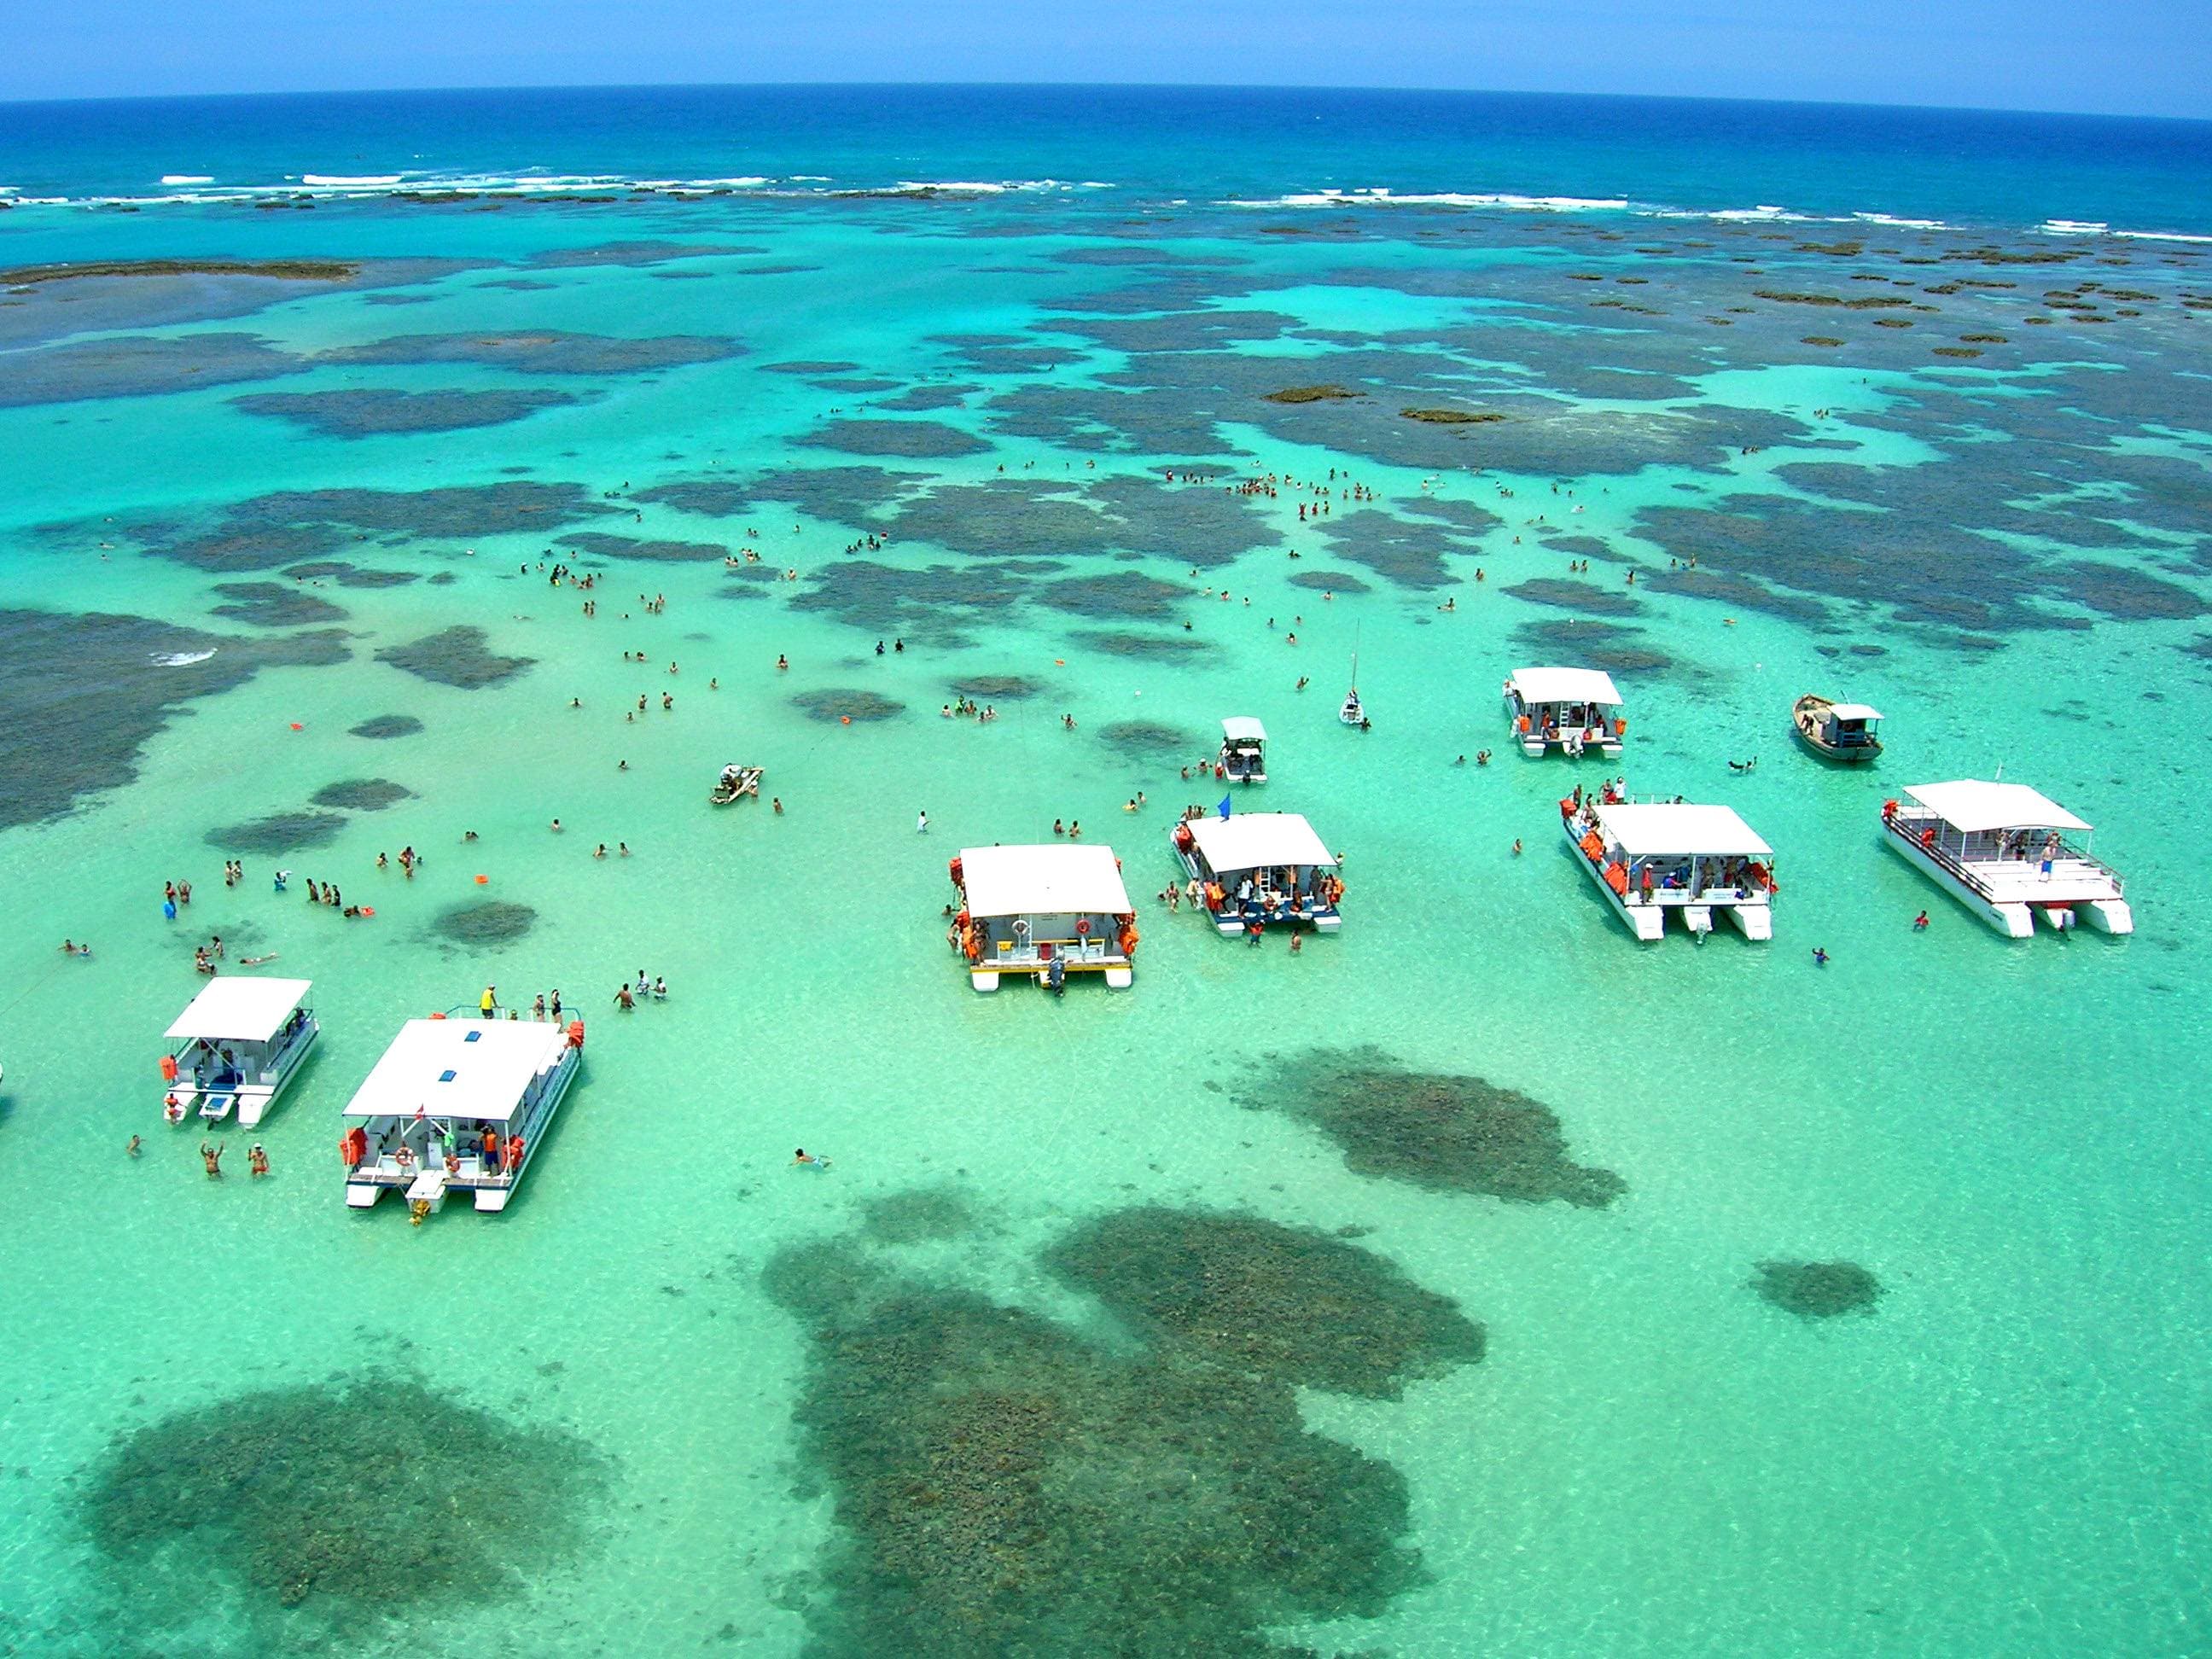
160 1054 178 1082
1076 917 1091 935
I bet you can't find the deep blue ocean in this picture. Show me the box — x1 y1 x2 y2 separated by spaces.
3 83 2211 233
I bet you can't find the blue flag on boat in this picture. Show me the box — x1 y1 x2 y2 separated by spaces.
1217 795 1232 819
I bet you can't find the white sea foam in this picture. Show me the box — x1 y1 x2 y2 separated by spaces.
1851 212 1945 230
1225 189 1627 212
300 173 406 187
150 649 217 667
899 180 1009 194
160 174 214 185
2041 218 2212 244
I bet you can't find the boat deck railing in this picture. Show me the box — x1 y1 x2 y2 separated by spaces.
1884 807 2122 895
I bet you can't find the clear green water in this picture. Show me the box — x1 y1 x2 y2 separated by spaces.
0 192 2207 1656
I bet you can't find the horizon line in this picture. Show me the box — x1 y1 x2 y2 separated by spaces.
3 79 2209 128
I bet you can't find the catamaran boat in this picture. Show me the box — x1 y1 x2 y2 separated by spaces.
1564 796 1775 941
1220 718 1268 783
1171 809 1342 935
1505 667 1626 758
710 764 763 804
1793 696 1883 763
341 1016 585 1218
160 977 318 1126
947 845 1138 992
1882 781 2130 937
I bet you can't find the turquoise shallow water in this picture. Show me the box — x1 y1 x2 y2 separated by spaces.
0 111 2209 1655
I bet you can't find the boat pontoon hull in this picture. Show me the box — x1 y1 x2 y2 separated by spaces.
162 1021 319 1128
1881 830 2133 939
1564 816 1771 942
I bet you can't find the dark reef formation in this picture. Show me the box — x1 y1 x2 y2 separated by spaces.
429 899 538 946
375 626 536 690
204 812 349 854
309 778 414 812
1249 1045 1625 1208
84 1377 602 1627
765 1203 1483 1656
791 688 905 723
1753 1260 1883 1319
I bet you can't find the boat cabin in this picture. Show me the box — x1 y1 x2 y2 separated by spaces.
1171 809 1342 936
948 845 1138 992
1795 697 1883 762
1505 667 1626 758
160 976 317 1126
341 1016 584 1218
1220 718 1268 783
1883 781 2130 938
1565 798 1775 940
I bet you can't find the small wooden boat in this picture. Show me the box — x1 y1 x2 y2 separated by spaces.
1792 696 1883 763
709 764 763 804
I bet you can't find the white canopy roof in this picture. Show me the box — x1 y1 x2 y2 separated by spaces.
1904 781 2090 835
166 977 312 1044
1187 812 1337 872
1591 803 1772 858
960 844 1132 917
1826 702 1883 721
1512 667 1623 706
342 1019 571 1122
1221 717 1266 742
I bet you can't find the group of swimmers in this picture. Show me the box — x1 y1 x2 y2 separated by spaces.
189 1140 269 1179
941 699 998 721
611 970 669 1010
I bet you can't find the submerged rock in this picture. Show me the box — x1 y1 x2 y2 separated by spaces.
204 811 348 854
348 713 424 740
946 673 1044 701
84 1377 602 1626
1252 1045 1625 1207
1096 719 1191 759
208 581 350 627
309 778 414 812
375 626 535 690
1754 1260 1883 1319
764 1213 1475 1657
790 688 905 723
1046 1208 1484 1398
0 610 346 830
859 1187 978 1245
430 899 537 947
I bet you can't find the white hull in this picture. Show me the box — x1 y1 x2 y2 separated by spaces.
1566 818 1768 942
1883 831 2132 939
163 1022 318 1127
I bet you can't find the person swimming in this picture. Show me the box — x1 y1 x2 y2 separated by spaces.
793 1148 832 1168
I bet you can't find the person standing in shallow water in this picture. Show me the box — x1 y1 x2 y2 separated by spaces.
200 1141 224 1178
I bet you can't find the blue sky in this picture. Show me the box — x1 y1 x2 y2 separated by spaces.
12 0 2211 118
